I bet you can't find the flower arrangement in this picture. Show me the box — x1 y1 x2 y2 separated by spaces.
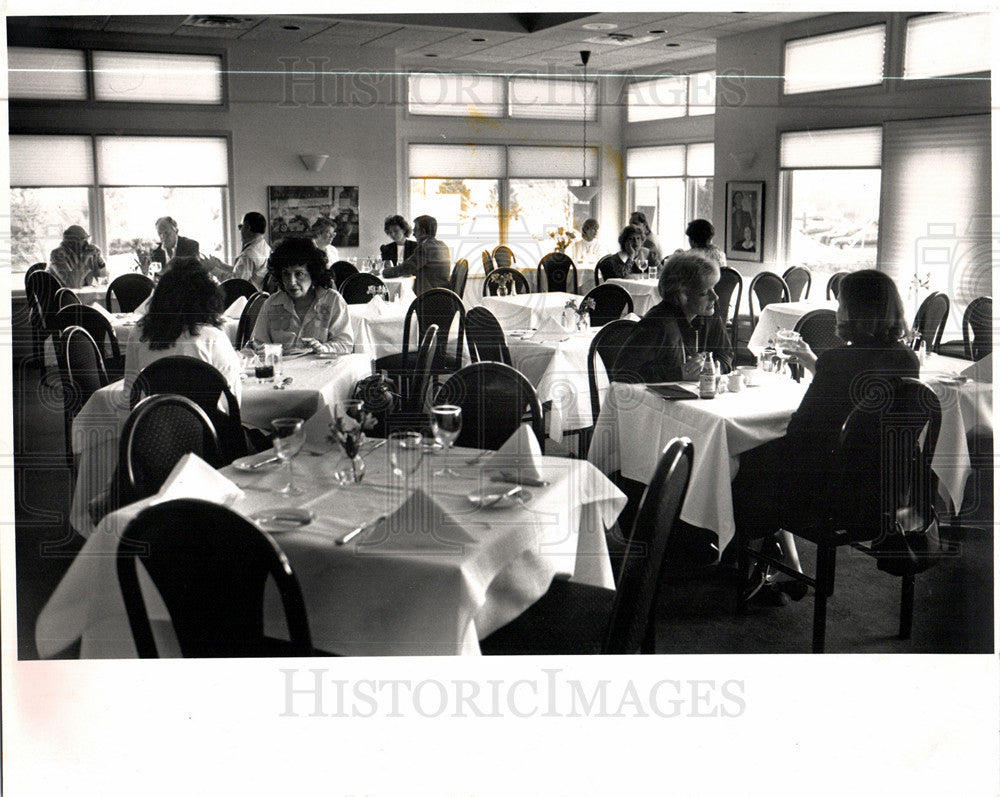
537 226 577 253
564 297 596 317
367 284 388 298
328 404 378 458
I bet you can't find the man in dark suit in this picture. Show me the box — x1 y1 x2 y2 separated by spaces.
382 215 451 295
149 216 200 275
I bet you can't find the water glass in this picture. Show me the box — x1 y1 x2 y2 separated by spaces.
389 431 424 490
262 344 282 381
430 404 463 477
271 417 306 496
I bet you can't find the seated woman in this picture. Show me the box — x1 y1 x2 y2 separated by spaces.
684 218 727 270
612 251 733 383
595 224 648 282
379 214 417 265
251 236 353 355
123 257 241 403
731 270 919 605
629 211 663 266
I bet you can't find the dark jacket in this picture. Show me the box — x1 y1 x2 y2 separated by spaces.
379 239 418 266
150 236 200 269
382 236 452 295
612 300 733 383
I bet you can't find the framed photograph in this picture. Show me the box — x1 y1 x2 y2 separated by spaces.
725 181 764 262
267 185 359 248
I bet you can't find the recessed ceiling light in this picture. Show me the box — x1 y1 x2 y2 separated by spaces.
648 29 666 34
471 37 486 42
582 22 617 31
424 53 438 57
665 43 681 47
283 25 301 30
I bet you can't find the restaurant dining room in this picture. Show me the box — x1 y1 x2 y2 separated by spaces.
3 5 997 794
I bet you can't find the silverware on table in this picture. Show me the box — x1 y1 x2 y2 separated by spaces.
336 514 386 545
365 439 387 453
490 474 550 487
249 455 281 470
482 485 522 508
465 450 494 466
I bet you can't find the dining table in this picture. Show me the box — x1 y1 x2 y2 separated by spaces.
747 299 839 357
37 440 625 658
68 351 373 537
604 276 662 315
13 282 109 307
478 291 580 331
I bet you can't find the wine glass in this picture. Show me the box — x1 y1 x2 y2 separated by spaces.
430 404 464 477
389 431 424 492
774 328 801 378
271 417 306 495
636 257 649 279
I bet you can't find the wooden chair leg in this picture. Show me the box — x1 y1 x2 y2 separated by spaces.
899 574 915 639
811 545 837 653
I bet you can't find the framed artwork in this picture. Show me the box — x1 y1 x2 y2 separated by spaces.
725 181 764 262
267 185 359 248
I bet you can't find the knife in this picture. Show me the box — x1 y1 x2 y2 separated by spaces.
249 455 282 469
490 474 550 487
335 514 386 545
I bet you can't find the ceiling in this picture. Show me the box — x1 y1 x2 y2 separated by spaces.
11 11 827 71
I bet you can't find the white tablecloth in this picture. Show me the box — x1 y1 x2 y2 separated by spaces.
604 277 661 315
380 276 416 306
68 352 373 536
13 283 108 307
479 292 579 331
111 314 241 348
747 300 838 356
37 450 624 658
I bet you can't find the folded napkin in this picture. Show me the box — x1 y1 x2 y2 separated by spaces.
623 312 642 322
359 487 476 552
483 422 545 482
224 295 248 319
90 300 117 324
151 452 244 506
961 355 992 383
530 314 573 342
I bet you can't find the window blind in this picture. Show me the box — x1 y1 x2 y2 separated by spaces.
408 144 505 178
408 73 504 117
508 145 597 178
783 25 885 94
688 71 716 116
508 77 596 121
686 143 715 176
780 127 882 168
9 135 94 186
627 145 686 177
92 51 223 104
627 75 687 122
96 136 229 185
904 12 992 79
8 47 88 100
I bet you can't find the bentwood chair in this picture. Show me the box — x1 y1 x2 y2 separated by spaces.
330 260 359 290
25 268 62 366
480 437 693 655
912 291 951 353
826 271 849 300
747 271 791 332
449 259 469 300
573 318 638 459
55 325 110 466
375 288 466 382
55 287 81 309
939 296 992 361
465 306 513 366
52 303 124 379
481 250 495 275
220 277 258 308
716 266 744 353
107 273 154 313
581 284 634 326
433 362 544 451
117 498 314 658
385 325 439 436
235 291 269 349
793 309 841 358
537 252 579 294
782 266 812 302
483 267 530 297
340 273 388 304
491 245 516 269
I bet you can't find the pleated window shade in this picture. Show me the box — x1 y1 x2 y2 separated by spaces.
10 135 94 186
508 77 596 121
508 146 597 178
8 47 88 100
627 75 687 122
783 25 885 95
627 145 687 177
92 51 223 104
904 12 992 79
408 73 504 117
96 137 229 185
408 144 505 178
686 143 715 176
780 127 882 169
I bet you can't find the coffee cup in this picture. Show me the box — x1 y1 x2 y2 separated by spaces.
736 365 757 387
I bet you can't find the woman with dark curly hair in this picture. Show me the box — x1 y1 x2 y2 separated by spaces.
379 214 417 265
122 256 241 401
251 236 353 354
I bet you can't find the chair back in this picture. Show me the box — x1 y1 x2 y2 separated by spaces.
581 284 634 326
963 296 992 361
25 268 62 329
24 262 47 284
588 319 638 424
400 324 439 417
826 271 848 300
492 245 516 269
340 273 388 304
912 291 950 353
747 271 790 330
107 273 154 313
399 288 466 375
52 303 121 363
481 250 495 275
537 252 578 294
716 266 743 350
117 498 312 657
235 291 269 349
220 278 257 308
330 260 359 289
793 309 841 357
465 306 512 365
782 266 812 301
603 438 693 654
434 362 544 451
482 267 531 297
449 259 469 299
55 287 81 309
55 325 110 463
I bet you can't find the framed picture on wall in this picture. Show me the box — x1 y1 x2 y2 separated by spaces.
725 181 764 262
267 185 360 248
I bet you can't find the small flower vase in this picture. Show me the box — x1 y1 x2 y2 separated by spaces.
577 312 590 332
351 453 366 483
562 308 576 329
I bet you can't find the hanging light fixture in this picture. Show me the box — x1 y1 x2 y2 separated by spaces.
568 50 599 203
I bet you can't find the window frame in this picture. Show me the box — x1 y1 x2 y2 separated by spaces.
626 70 717 123
780 22 889 100
898 11 993 89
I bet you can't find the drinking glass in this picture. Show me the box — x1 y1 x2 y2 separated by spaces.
262 343 282 381
389 431 424 491
271 417 306 496
430 404 464 477
774 328 801 378
636 257 649 279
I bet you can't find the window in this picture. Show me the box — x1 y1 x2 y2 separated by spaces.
626 143 714 252
8 47 88 100
783 25 885 94
9 135 230 272
779 127 882 282
903 13 992 79
508 76 596 121
408 73 505 117
627 71 716 122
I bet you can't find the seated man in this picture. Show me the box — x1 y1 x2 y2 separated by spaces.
150 216 199 276
381 214 451 295
48 225 107 288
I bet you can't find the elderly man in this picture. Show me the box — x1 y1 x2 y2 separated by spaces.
48 225 107 288
232 212 271 289
150 216 199 275
381 214 451 295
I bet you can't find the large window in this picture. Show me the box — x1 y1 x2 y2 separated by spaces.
903 12 992 79
626 143 714 252
779 127 882 284
9 135 230 272
408 73 595 121
783 25 886 94
627 71 716 122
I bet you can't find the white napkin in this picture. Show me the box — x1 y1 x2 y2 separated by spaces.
90 301 117 324
359 488 476 552
133 295 152 317
961 355 992 383
530 314 573 342
483 422 545 482
151 452 244 506
224 295 248 319
623 312 642 322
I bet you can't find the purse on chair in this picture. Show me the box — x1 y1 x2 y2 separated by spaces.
871 506 946 576
352 370 400 437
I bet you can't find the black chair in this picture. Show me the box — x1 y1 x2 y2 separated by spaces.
52 303 124 378
24 261 46 283
375 288 466 380
449 259 469 300
793 309 841 358
782 266 812 302
912 291 950 353
717 266 744 352
340 273 388 304
106 273 154 313
465 306 512 366
737 378 947 653
433 362 544 451
747 271 791 332
573 318 637 459
55 325 109 466
480 437 693 655
235 291 269 350
386 325 439 435
55 287 81 309
117 498 313 658
25 268 62 365
826 271 849 300
537 252 578 294
956 296 991 360
594 254 624 285
330 260 359 290
492 245 516 269
483 267 531 297
481 250 495 275
220 277 257 308
129 355 248 463
581 284 634 326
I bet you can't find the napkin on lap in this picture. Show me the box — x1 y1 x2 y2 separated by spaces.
483 422 545 482
961 355 992 383
530 315 573 341
359 488 476 552
224 295 248 319
151 452 244 505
